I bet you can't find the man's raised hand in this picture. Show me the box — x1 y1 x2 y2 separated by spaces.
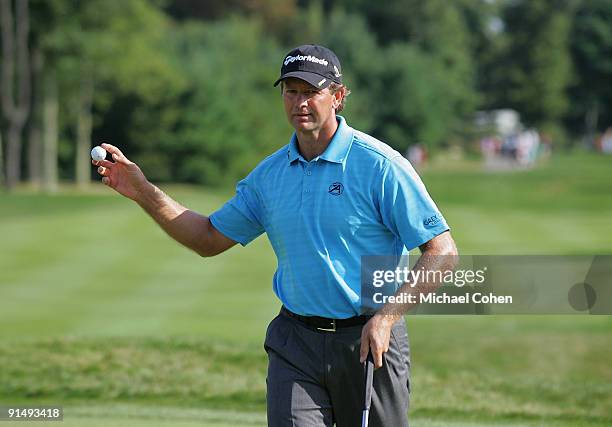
92 143 150 201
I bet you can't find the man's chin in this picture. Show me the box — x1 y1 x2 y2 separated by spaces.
293 121 316 132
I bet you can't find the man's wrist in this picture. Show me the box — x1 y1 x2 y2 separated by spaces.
134 180 159 206
373 311 401 327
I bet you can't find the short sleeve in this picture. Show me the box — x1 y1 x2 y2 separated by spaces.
209 178 265 246
378 155 449 250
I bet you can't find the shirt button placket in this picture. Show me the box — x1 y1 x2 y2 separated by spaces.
304 163 313 196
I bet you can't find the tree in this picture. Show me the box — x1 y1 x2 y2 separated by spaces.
27 0 185 189
409 0 478 119
375 44 458 152
320 9 382 133
320 8 470 151
27 46 43 187
499 0 574 136
329 0 478 146
165 0 298 43
164 18 286 185
68 0 183 188
28 0 66 191
41 67 58 192
0 0 31 190
568 0 612 141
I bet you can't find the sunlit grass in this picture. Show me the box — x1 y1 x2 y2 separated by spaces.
1 151 610 425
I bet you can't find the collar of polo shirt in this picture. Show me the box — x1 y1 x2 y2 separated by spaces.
287 116 354 164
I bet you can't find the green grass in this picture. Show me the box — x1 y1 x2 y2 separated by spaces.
0 151 611 426
4 403 608 427
0 320 610 425
421 152 612 254
0 187 279 342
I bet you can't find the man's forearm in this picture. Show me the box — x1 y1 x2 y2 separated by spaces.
376 233 458 320
134 182 214 256
377 253 456 321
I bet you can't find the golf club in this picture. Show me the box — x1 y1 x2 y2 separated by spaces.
362 351 374 427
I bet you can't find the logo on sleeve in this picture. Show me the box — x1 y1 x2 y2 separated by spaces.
328 182 344 196
424 214 442 227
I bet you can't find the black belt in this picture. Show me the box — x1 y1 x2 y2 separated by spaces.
281 307 371 332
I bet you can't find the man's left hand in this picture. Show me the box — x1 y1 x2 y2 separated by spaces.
360 314 399 368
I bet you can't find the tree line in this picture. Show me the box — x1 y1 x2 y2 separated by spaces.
1 0 610 190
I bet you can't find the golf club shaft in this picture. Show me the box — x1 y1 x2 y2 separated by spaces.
362 409 370 427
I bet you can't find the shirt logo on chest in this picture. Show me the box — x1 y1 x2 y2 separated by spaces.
328 182 344 196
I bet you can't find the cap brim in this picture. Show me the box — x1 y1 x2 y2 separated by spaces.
273 71 333 89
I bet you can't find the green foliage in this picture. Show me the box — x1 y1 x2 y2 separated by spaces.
405 0 479 117
163 18 288 185
16 0 612 185
371 44 457 152
323 1 477 149
567 0 612 134
571 0 612 100
290 0 325 43
496 0 574 133
28 0 187 182
32 0 184 104
318 9 382 133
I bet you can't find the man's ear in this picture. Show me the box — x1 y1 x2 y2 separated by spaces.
332 89 343 109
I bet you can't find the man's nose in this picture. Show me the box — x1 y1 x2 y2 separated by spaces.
296 92 310 105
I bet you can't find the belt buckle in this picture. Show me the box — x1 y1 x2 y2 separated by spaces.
317 319 336 332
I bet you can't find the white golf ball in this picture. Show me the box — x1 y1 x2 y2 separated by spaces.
91 146 107 161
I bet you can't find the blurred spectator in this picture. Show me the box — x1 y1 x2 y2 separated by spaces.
601 127 612 154
480 129 544 170
407 144 428 168
501 134 518 159
539 132 552 159
516 129 540 167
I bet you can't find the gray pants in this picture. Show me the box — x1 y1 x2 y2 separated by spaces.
264 309 410 427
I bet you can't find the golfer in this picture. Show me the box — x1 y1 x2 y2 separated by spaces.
93 44 457 426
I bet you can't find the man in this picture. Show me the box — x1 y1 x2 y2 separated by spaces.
93 44 457 426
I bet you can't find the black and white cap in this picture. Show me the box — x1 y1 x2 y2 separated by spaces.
273 44 342 89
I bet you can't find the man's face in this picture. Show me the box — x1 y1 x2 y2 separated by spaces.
282 78 339 133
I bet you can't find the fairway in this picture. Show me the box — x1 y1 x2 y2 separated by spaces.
1 152 611 426
2 403 610 427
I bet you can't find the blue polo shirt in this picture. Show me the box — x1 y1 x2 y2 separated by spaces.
210 116 449 318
